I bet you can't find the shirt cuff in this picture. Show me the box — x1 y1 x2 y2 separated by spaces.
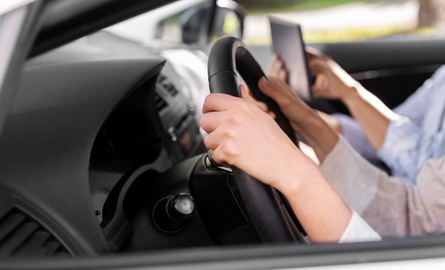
339 211 382 243
320 136 380 215
377 116 421 185
378 116 419 158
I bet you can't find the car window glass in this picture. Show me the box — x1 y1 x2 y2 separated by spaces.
105 0 213 46
237 0 445 45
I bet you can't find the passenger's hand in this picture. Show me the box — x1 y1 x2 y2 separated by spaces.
200 85 317 191
267 54 287 81
257 76 315 134
306 47 359 103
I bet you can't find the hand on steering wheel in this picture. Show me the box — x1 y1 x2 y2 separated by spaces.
206 36 305 243
201 85 310 191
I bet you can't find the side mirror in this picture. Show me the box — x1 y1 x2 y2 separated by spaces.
158 0 245 46
179 0 245 45
210 0 245 41
179 4 212 45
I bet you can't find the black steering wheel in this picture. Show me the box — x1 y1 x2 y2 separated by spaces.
207 36 305 243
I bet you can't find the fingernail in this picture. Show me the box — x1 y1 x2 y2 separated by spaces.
260 77 267 84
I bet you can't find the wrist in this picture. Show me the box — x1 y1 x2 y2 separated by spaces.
340 84 361 107
294 113 339 163
292 111 326 139
274 148 323 197
277 163 329 205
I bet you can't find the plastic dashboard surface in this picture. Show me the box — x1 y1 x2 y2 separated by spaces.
0 59 167 256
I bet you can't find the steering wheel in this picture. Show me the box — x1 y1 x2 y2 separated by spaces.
207 36 304 243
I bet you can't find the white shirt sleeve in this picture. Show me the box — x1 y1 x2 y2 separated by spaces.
339 211 382 243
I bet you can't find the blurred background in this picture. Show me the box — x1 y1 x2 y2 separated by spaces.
234 0 445 44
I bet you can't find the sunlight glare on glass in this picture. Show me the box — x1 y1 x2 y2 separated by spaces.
217 0 229 8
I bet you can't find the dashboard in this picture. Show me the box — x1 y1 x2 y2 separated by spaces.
89 70 207 225
0 29 224 256
27 30 210 225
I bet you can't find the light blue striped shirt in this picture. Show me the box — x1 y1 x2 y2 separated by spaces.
334 65 445 186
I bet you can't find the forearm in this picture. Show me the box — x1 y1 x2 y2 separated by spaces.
277 161 352 243
293 110 339 163
342 85 398 149
333 113 379 161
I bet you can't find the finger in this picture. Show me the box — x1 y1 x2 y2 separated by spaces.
308 59 329 76
317 73 328 89
312 73 324 90
311 74 326 98
240 84 256 103
202 93 240 114
211 146 231 167
268 77 294 95
273 56 283 70
258 76 277 96
203 127 224 150
268 54 283 77
311 85 320 98
255 101 269 112
200 111 225 133
260 76 293 103
242 85 274 115
240 81 252 96
268 111 276 119
278 69 287 81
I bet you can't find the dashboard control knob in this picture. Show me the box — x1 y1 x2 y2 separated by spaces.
188 103 196 114
167 193 195 221
153 193 195 233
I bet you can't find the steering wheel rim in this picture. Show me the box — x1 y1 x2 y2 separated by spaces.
207 36 302 243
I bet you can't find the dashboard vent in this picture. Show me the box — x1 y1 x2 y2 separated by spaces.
158 76 178 97
0 208 71 258
154 92 168 112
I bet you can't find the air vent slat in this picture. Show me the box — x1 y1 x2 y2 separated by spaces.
0 221 38 256
14 231 50 257
175 113 190 130
0 212 26 242
158 76 178 96
42 241 62 257
154 92 168 112
0 208 71 258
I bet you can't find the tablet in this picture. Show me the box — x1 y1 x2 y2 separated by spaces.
269 17 312 102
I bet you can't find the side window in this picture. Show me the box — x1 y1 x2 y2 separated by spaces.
158 1 213 45
0 1 38 137
237 0 445 45
106 0 214 46
158 13 182 44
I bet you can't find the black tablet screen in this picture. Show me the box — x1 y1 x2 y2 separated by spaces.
269 17 312 102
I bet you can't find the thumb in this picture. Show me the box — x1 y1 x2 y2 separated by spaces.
316 73 328 89
258 76 277 98
240 84 255 102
